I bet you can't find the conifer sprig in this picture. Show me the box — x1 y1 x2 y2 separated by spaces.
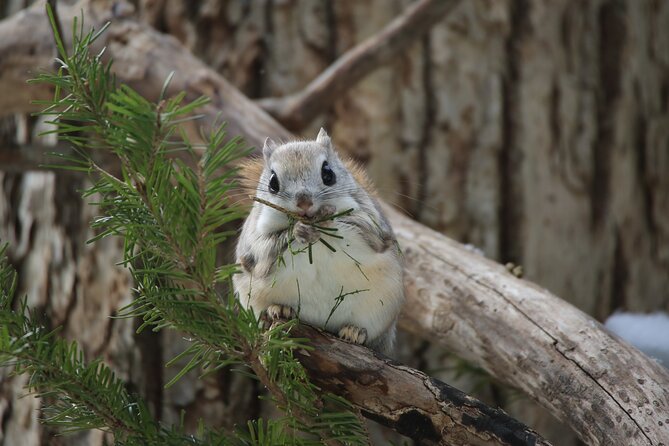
0 245 227 445
0 5 370 445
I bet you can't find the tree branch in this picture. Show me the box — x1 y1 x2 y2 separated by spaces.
292 323 551 446
255 0 461 131
386 203 669 446
1 3 668 445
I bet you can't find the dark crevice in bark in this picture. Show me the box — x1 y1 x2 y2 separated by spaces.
0 115 18 148
559 11 572 73
134 323 164 421
4 173 22 242
215 366 261 428
323 0 337 62
489 382 506 411
183 2 199 25
256 0 274 100
413 339 432 373
499 0 529 264
609 229 628 314
633 108 657 256
322 0 340 133
216 366 232 406
146 0 168 34
248 45 266 100
237 0 252 22
93 310 116 360
549 81 561 155
591 0 626 230
262 0 274 44
54 175 85 257
0 397 11 439
662 79 669 114
414 34 434 220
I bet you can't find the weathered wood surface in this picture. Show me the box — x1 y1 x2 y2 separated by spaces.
0 2 668 445
292 324 551 446
387 204 669 446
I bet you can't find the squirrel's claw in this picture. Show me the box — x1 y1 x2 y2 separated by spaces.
338 325 367 345
260 304 297 330
266 303 296 320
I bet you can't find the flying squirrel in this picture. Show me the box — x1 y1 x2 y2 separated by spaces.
233 128 404 355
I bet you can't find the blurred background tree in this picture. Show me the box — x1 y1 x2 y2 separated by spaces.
0 1 667 445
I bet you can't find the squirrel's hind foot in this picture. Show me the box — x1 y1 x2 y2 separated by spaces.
260 304 296 329
338 325 367 345
266 303 296 320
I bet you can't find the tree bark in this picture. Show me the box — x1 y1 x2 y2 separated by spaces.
0 171 133 446
0 2 668 446
386 203 669 446
255 0 461 131
292 324 550 446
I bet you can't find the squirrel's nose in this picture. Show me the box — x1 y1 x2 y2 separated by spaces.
296 193 313 213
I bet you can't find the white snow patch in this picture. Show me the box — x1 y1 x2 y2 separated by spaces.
605 312 669 368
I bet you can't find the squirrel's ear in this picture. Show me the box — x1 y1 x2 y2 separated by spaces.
262 137 277 163
316 127 332 149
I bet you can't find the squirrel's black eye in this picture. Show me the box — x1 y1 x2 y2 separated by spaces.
268 171 280 194
321 161 336 186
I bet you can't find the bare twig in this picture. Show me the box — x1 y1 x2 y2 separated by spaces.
255 0 461 130
252 196 305 221
252 196 353 224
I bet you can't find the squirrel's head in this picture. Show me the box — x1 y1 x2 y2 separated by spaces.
256 128 359 227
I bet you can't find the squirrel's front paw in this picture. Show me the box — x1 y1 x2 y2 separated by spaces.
338 325 367 345
293 221 320 244
260 304 296 329
315 204 336 220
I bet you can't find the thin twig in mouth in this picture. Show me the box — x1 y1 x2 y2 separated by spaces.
252 196 306 221
251 196 354 224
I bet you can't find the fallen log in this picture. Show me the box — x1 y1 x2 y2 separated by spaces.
0 2 668 445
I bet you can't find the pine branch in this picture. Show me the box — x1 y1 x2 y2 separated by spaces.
0 245 224 446
23 6 370 445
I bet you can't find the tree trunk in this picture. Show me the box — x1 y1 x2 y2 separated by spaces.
139 0 669 315
0 172 132 445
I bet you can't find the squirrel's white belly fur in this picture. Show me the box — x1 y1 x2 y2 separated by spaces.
239 222 403 342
